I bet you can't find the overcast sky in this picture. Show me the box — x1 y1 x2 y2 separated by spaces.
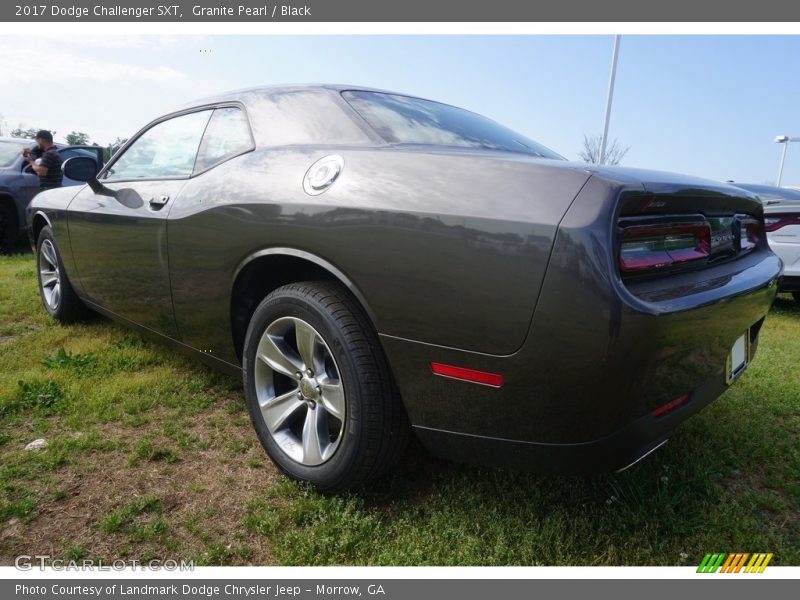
1 34 799 185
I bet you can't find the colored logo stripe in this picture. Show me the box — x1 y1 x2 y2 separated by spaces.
720 553 749 573
745 553 773 573
697 552 773 573
697 553 726 573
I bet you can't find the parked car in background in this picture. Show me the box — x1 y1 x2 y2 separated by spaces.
731 183 800 301
27 85 781 491
0 137 103 253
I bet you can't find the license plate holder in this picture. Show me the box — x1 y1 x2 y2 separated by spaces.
726 331 750 385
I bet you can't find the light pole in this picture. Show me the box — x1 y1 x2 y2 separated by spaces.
775 135 800 187
599 35 621 165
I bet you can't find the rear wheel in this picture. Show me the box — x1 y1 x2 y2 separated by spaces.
242 280 409 493
793 292 800 303
36 226 91 322
0 202 17 254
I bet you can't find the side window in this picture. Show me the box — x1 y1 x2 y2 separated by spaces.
193 107 254 174
104 110 212 180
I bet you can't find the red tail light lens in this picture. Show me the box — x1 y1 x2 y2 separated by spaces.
738 217 761 251
764 214 800 232
619 222 711 272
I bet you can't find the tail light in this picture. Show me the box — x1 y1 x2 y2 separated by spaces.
619 221 711 273
764 214 800 232
738 217 761 251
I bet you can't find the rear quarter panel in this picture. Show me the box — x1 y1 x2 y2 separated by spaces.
166 148 592 362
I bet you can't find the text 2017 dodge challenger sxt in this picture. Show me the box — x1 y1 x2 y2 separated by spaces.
27 85 781 491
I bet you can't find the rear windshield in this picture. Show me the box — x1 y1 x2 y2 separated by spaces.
0 140 26 168
342 90 562 159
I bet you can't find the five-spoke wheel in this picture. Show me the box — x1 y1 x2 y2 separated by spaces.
35 226 90 322
38 238 61 311
254 316 346 466
243 280 410 492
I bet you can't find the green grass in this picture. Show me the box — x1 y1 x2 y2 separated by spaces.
0 252 797 565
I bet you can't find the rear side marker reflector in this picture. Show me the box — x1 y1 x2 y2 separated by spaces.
652 393 690 418
430 362 504 388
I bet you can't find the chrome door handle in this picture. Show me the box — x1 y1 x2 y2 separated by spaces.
149 195 169 206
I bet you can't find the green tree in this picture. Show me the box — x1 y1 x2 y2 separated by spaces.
103 137 128 161
65 131 90 145
10 127 42 140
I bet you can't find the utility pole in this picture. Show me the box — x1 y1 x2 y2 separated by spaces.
774 135 800 187
599 35 621 165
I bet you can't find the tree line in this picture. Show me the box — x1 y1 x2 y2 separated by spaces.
9 127 127 162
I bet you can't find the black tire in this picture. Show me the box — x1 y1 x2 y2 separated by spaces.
0 202 17 255
242 280 410 493
793 292 800 303
36 226 91 322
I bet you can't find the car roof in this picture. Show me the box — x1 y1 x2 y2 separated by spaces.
175 84 426 111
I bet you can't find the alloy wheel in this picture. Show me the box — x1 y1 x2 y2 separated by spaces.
253 316 346 466
38 239 61 310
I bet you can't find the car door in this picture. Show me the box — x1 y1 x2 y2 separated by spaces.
19 147 40 205
67 109 213 338
165 105 256 358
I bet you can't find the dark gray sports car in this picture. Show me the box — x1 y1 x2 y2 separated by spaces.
27 85 781 491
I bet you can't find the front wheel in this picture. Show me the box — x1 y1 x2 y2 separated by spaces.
36 226 91 322
792 292 800 303
242 281 409 493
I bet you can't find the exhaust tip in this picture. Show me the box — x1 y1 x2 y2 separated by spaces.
615 439 669 473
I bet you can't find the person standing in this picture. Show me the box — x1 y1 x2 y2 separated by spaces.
22 130 62 190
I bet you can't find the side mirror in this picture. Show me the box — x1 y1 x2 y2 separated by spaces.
62 156 98 183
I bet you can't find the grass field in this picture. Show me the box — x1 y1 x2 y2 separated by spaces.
0 252 798 566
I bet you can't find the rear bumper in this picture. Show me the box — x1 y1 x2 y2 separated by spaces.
381 237 779 473
381 178 781 473
411 368 737 474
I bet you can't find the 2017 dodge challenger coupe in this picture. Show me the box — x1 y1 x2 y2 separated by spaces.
28 85 781 492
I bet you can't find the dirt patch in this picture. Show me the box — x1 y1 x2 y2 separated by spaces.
0 401 281 565
721 470 800 550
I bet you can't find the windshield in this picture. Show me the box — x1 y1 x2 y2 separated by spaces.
0 140 27 168
342 90 563 159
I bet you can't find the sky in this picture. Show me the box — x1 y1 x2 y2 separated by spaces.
1 34 799 185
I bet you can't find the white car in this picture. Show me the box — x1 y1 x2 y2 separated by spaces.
733 183 800 300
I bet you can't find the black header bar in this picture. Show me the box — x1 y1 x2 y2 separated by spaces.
3 1 800 22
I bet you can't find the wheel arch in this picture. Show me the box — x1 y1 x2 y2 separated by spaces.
230 247 379 362
30 210 52 245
